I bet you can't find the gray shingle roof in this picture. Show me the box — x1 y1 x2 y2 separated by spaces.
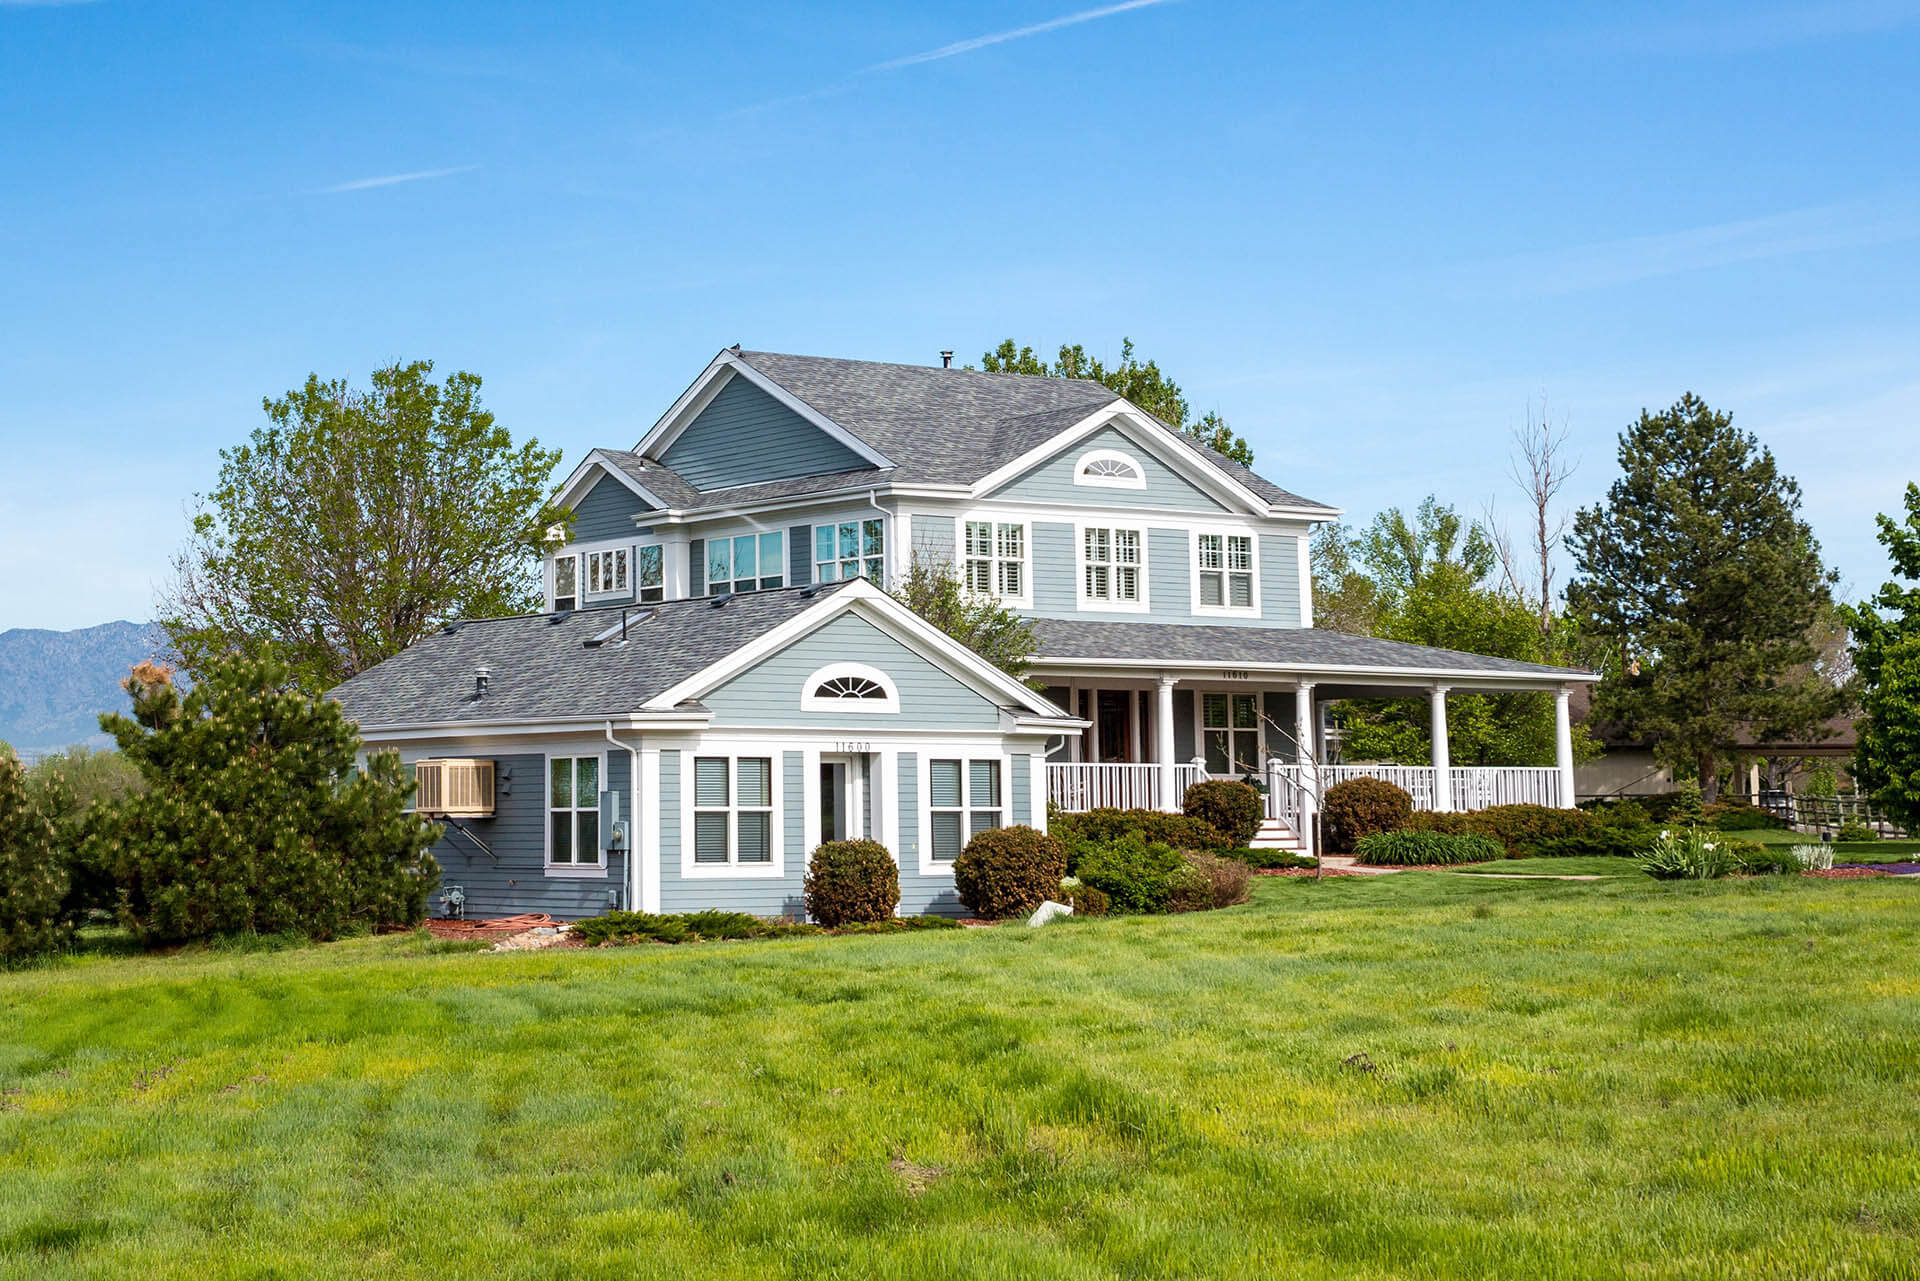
608 350 1335 513
329 582 858 729
1029 618 1594 679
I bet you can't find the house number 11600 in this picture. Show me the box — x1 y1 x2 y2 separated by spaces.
834 741 873 754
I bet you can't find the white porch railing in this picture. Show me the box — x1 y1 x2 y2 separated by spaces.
1264 763 1564 817
1046 763 1203 813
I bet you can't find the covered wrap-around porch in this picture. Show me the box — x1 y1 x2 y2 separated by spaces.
1030 619 1596 854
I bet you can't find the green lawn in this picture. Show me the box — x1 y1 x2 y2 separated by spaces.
1451 856 1641 877
1720 828 1920 862
4 873 1918 1280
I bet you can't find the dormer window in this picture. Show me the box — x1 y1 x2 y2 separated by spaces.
553 555 577 611
1075 448 1146 489
800 663 899 713
586 548 629 597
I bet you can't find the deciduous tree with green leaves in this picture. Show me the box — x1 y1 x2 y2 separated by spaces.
162 361 567 694
979 339 1255 465
1843 482 1920 831
894 560 1038 681
1567 393 1842 802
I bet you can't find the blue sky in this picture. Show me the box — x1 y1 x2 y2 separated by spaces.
2 0 1917 631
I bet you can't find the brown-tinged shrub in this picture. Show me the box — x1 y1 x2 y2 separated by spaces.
953 825 1066 919
803 839 900 927
1183 779 1263 847
1322 778 1413 852
1180 850 1252 908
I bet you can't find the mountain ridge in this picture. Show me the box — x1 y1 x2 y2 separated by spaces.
0 620 165 753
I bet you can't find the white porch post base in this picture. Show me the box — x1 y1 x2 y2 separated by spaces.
1554 686 1576 809
1429 685 1452 812
1156 676 1178 812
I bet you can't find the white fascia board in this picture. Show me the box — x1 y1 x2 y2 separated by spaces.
632 353 895 472
353 710 714 743
1023 654 1601 687
553 451 669 512
641 580 1071 720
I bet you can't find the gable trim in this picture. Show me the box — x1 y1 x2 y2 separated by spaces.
640 580 1082 723
633 352 895 472
970 401 1270 515
554 450 670 513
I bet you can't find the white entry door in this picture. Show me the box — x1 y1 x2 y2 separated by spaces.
819 754 864 842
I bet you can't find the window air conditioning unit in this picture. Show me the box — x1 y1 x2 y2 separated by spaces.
414 758 496 818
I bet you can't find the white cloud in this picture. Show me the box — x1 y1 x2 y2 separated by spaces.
318 164 480 195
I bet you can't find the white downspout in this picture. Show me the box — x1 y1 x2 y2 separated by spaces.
604 721 641 912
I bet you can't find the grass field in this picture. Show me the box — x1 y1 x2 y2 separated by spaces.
1450 856 1641 877
4 872 1918 1280
1726 828 1920 862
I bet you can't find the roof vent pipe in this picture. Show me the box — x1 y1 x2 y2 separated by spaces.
940 350 953 368
474 666 491 697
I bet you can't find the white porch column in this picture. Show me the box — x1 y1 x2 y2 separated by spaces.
1156 676 1178 813
1087 686 1101 764
1066 682 1083 763
1553 685 1576 809
1295 681 1317 852
661 532 692 600
1429 685 1452 812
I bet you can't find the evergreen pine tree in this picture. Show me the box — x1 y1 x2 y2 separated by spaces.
0 751 69 961
1567 394 1842 801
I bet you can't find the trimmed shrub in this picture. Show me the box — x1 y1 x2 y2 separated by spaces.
1733 843 1800 876
1183 779 1263 847
1704 801 1788 831
1222 848 1317 870
1409 803 1654 859
1076 833 1191 913
803 839 900 927
953 825 1066 919
1059 878 1110 916
571 909 805 946
1837 819 1878 843
1458 804 1591 855
1181 851 1252 909
1354 830 1504 867
1322 778 1413 852
0 753 70 962
1050 809 1230 875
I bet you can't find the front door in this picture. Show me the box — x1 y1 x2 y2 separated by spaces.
820 755 861 842
1097 690 1133 763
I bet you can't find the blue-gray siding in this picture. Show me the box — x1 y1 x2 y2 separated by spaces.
1260 532 1303 629
788 525 812 584
896 750 964 916
987 425 1229 511
1175 690 1195 762
571 472 649 544
689 539 705 596
425 750 628 920
1011 754 1031 825
702 612 1003 729
662 374 870 491
910 513 956 570
784 751 805 860
1021 521 1303 628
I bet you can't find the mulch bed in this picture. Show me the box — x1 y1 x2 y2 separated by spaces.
1804 868 1890 879
1255 866 1369 877
424 914 556 940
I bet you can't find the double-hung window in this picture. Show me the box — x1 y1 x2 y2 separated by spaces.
636 544 664 603
586 547 629 597
693 756 774 865
1082 526 1143 605
553 555 578 611
1196 533 1255 611
549 756 601 866
1202 693 1262 777
814 519 885 585
707 532 784 596
929 758 1001 863
963 520 1026 602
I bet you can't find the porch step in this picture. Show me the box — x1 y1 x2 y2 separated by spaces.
1248 818 1308 852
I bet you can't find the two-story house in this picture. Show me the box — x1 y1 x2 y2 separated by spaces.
330 347 1596 919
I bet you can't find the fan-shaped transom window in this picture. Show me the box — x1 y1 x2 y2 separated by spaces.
1075 448 1146 489
800 662 900 713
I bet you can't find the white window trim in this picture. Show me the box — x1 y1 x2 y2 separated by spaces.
1196 688 1266 777
1074 447 1147 490
811 517 888 587
1073 520 1151 614
552 535 668 609
679 748 786 879
545 750 610 879
959 512 1033 610
583 546 631 601
917 752 1011 877
800 662 901 714
702 528 788 597
1188 526 1262 618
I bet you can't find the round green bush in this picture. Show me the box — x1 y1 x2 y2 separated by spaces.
1354 830 1503 866
1075 833 1189 913
1322 778 1413 853
1060 878 1110 916
953 825 1066 919
1182 779 1263 847
803 840 900 926
1837 819 1878 843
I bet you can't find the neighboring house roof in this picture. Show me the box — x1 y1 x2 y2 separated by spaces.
1028 618 1596 681
331 585 858 727
1567 682 1857 753
592 349 1333 514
